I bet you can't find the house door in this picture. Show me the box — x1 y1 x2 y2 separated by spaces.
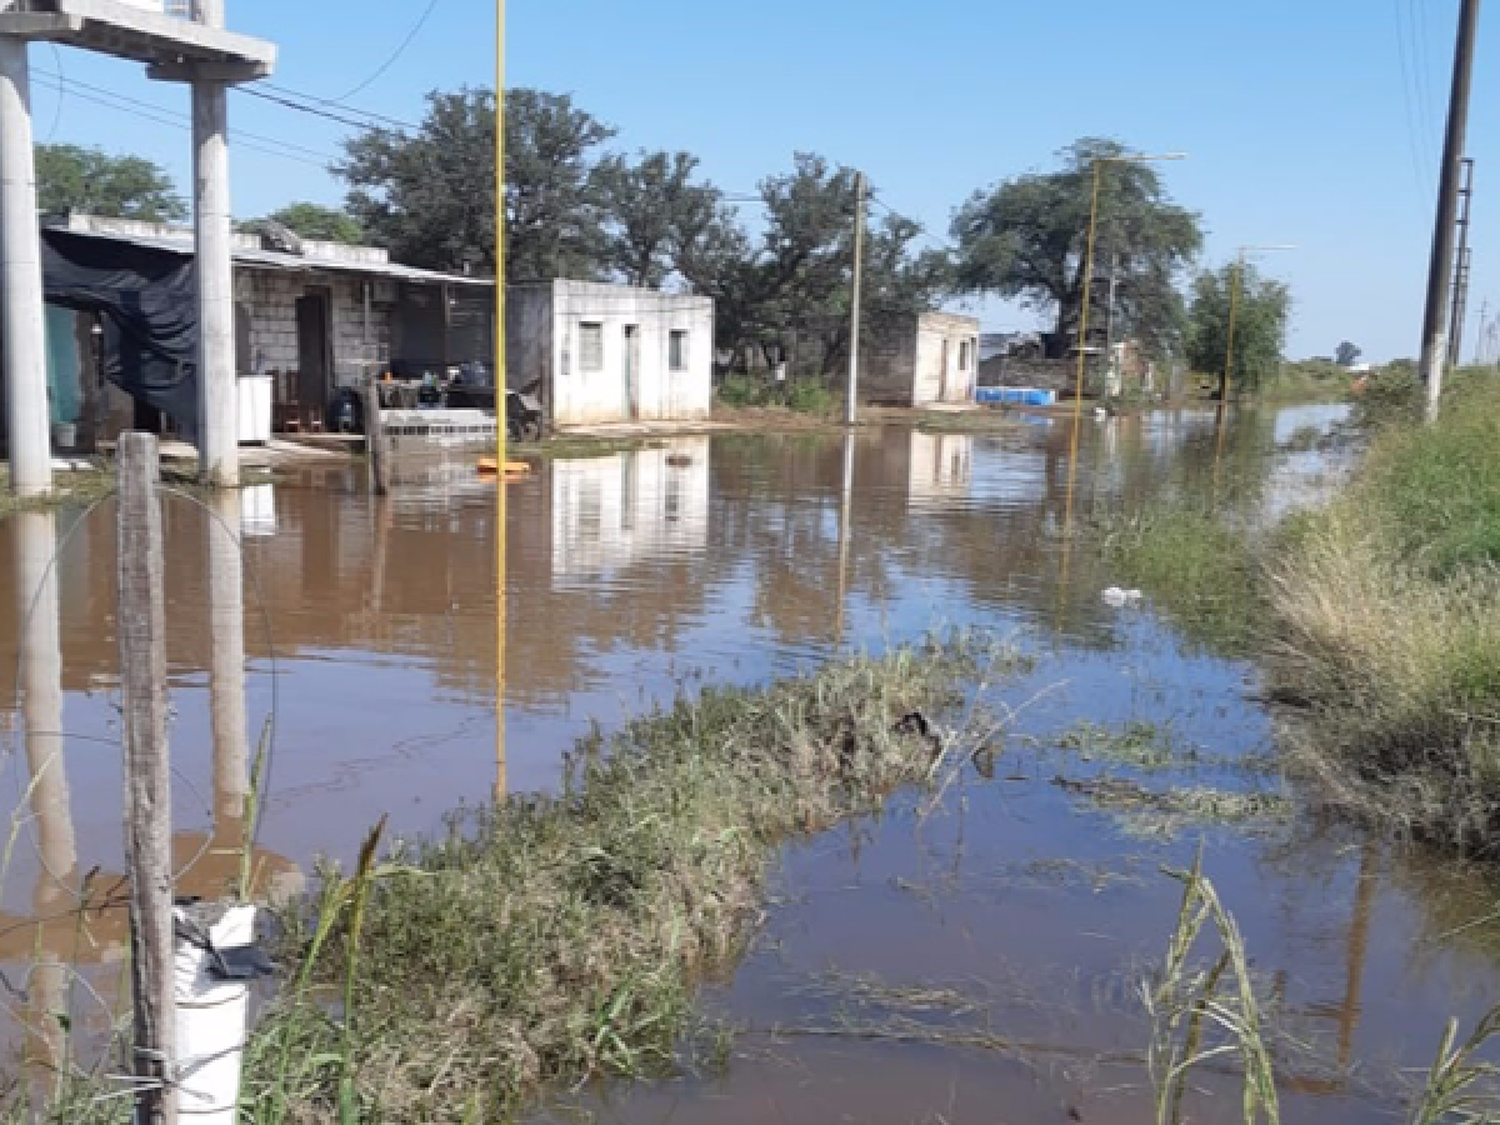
295 289 333 430
938 338 950 401
622 325 641 420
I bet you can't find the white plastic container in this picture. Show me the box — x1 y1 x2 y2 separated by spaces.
237 374 272 445
174 905 257 1122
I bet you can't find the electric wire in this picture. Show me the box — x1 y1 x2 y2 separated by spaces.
1393 0 1434 197
31 70 338 169
334 0 441 102
260 81 419 132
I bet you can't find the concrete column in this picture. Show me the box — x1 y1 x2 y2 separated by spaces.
0 39 52 498
192 78 238 487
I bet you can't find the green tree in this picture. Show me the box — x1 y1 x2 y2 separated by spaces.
35 143 186 222
1335 340 1362 367
597 150 720 287
262 202 364 244
687 153 950 378
1187 262 1291 398
339 88 614 278
951 137 1200 358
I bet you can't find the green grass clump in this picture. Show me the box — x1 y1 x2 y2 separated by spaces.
233 640 1015 1123
1269 373 1500 855
1096 503 1261 655
714 375 836 416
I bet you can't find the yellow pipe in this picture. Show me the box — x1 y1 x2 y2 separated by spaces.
494 0 508 798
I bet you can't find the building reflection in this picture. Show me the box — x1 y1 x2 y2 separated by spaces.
906 432 973 508
550 438 710 589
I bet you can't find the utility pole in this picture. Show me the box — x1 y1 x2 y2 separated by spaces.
845 170 867 427
1475 298 1490 364
1418 0 1482 421
1449 158 1476 368
192 0 238 486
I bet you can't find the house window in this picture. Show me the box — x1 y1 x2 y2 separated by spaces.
959 340 973 371
580 322 604 372
669 330 689 372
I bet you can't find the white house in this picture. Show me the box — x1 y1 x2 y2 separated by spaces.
861 311 981 407
507 280 713 427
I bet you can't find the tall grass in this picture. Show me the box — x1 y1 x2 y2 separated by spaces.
1270 373 1500 853
1097 502 1261 655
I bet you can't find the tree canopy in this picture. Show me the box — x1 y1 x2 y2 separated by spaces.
1335 340 1362 367
334 93 949 379
35 144 186 222
261 202 364 245
1187 263 1291 397
951 138 1201 359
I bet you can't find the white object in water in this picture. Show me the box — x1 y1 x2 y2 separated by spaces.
175 905 257 1124
1102 587 1143 607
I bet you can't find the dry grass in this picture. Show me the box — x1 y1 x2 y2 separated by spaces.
1268 382 1500 854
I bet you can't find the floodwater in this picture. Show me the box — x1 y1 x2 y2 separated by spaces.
3 403 1499 1121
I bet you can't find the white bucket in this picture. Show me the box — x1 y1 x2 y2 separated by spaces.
174 906 257 1122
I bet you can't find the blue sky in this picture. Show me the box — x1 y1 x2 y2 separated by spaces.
34 0 1499 361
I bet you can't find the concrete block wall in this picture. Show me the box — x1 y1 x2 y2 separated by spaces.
329 278 390 387
236 267 392 394
548 281 713 426
237 269 301 376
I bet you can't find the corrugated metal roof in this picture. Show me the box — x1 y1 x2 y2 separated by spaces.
47 224 495 288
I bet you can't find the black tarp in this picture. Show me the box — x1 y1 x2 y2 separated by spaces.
40 228 198 430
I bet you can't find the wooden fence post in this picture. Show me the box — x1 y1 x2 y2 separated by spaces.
363 380 390 496
117 431 177 1125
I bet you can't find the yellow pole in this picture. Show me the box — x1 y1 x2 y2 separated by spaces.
1061 159 1104 544
494 0 508 798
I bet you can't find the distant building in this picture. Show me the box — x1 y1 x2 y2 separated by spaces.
507 280 714 427
860 311 981 407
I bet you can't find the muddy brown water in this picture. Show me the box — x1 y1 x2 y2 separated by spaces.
4 404 1499 1122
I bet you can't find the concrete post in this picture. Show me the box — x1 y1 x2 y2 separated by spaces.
192 80 237 486
0 39 53 498
191 0 236 485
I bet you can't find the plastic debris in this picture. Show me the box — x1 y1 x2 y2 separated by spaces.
1102 587 1143 607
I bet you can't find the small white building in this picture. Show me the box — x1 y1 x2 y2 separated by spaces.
861 311 981 407
507 280 713 427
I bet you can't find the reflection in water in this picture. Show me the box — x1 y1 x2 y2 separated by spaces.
550 439 709 587
11 511 74 1083
209 490 250 831
0 491 299 1085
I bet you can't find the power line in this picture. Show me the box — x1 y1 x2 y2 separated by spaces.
260 82 419 132
336 0 441 102
31 71 335 170
237 85 409 135
1391 0 1429 197
1409 0 1438 168
43 44 65 143
868 194 956 253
